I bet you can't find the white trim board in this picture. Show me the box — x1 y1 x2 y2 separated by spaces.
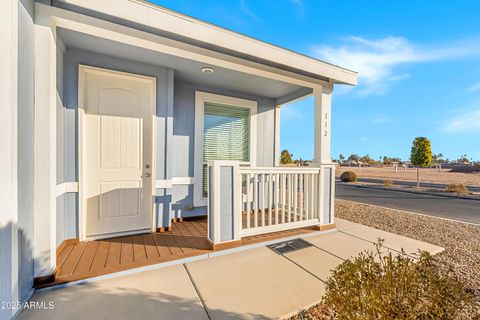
172 177 193 185
193 91 257 207
155 177 193 189
55 182 79 197
54 177 194 195
155 180 172 189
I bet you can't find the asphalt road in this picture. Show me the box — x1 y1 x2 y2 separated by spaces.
356 177 480 193
336 183 480 224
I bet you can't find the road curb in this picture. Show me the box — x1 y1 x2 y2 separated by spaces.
337 182 480 201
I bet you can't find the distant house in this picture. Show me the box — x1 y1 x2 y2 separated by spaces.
1 1 357 318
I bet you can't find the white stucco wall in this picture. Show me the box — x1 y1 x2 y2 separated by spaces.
0 0 35 319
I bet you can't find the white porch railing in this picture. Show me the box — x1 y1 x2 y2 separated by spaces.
207 161 335 247
239 167 323 237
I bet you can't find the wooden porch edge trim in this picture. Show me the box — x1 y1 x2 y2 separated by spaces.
313 223 336 231
206 239 243 251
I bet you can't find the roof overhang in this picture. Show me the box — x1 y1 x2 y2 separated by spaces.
48 0 358 86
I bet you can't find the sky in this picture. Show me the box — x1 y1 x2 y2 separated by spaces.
151 0 480 162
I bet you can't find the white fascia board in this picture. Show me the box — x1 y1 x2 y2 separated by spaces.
53 0 358 85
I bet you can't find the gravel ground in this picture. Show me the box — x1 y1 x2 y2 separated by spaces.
336 166 480 186
291 199 480 319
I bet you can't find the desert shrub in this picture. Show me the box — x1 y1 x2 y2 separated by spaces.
324 241 473 320
340 171 357 182
383 179 393 186
445 183 469 194
445 184 469 195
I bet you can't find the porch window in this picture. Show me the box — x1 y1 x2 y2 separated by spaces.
202 103 250 196
194 91 257 207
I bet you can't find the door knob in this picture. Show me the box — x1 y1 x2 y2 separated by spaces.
145 172 151 178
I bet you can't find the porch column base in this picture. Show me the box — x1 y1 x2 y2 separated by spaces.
314 223 336 231
206 239 243 251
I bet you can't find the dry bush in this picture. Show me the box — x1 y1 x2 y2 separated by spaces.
340 171 357 182
323 241 476 320
445 184 470 195
383 179 393 186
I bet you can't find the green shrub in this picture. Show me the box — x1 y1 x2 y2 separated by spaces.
383 179 393 186
445 183 469 195
324 241 473 320
340 171 357 182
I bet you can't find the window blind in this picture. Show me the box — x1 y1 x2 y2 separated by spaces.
203 102 250 162
202 102 250 196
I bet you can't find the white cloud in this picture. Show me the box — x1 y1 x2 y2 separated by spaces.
442 106 480 132
312 36 480 95
467 82 480 92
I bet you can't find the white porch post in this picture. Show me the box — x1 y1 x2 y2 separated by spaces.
207 161 242 250
0 1 20 318
274 105 281 167
311 85 336 228
33 4 57 277
312 86 332 165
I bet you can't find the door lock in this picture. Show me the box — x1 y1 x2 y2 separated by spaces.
144 172 151 178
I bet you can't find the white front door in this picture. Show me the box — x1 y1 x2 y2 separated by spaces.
81 66 155 238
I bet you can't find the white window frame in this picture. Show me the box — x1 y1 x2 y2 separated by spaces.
194 91 257 207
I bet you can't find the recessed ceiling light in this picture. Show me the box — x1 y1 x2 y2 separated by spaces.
201 67 215 74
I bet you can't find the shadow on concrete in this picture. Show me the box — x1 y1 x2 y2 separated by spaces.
18 283 269 320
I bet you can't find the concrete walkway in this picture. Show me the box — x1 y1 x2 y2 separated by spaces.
19 219 443 320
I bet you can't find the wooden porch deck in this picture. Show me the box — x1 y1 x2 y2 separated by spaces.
42 217 316 288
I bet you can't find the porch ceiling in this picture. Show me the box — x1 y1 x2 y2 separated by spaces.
58 28 307 102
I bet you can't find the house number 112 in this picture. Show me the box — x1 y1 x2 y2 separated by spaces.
324 113 328 137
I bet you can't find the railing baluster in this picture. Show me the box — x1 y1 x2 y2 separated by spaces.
293 173 298 222
275 173 279 225
310 174 315 219
312 174 320 219
303 174 310 220
268 174 272 226
253 174 258 228
281 173 286 224
287 173 293 222
261 174 265 227
246 174 251 229
299 173 304 221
